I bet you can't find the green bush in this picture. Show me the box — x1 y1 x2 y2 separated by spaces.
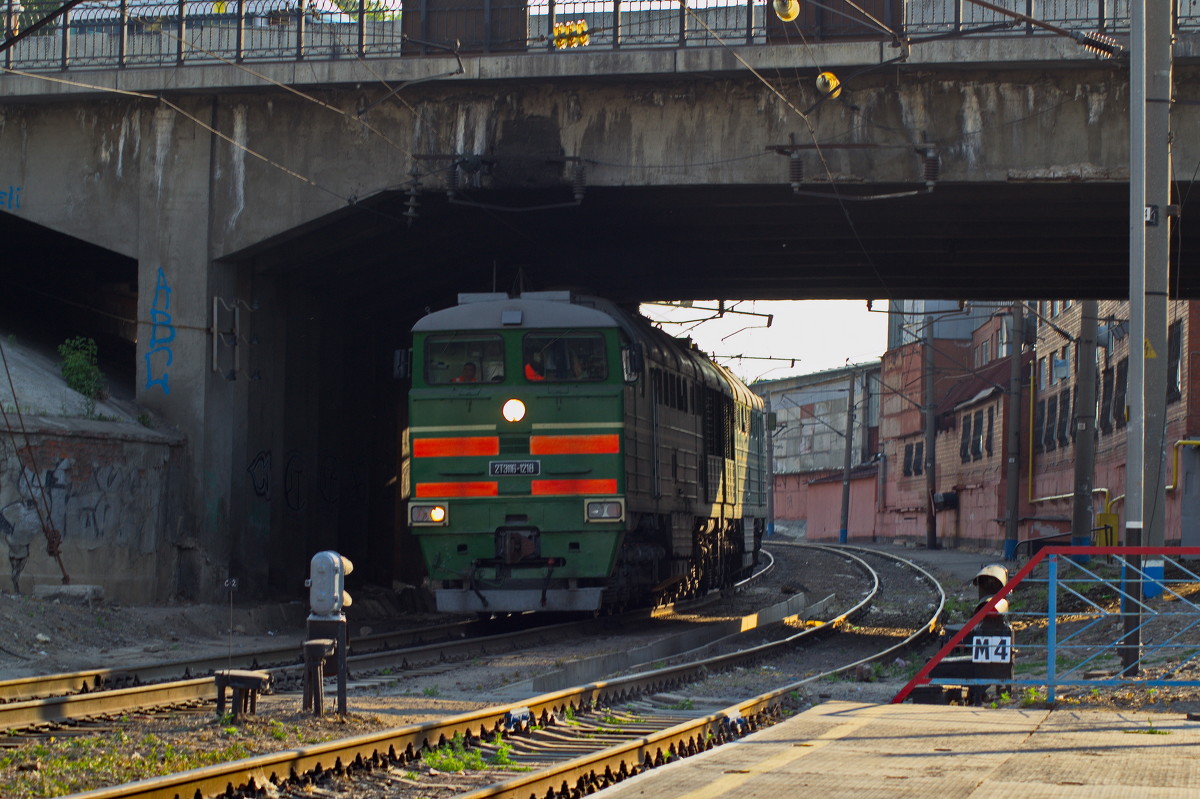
58 337 105 401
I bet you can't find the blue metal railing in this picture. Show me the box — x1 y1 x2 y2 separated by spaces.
3 1 1200 73
895 546 1200 706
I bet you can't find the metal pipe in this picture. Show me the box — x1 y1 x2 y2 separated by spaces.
1004 302 1023 558
1072 301 1098 549
838 371 855 544
924 316 937 549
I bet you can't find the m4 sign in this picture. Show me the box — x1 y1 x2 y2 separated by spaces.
972 635 1013 663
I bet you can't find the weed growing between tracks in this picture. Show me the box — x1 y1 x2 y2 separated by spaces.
0 710 390 798
421 731 530 773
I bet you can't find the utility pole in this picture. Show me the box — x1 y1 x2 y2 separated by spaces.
765 395 775 539
1072 301 1099 552
1123 0 1172 671
839 370 855 544
1142 0 1173 594
924 316 937 550
1004 303 1024 560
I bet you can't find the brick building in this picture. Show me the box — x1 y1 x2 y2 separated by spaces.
756 299 1200 550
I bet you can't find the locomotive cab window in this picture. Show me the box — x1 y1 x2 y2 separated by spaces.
523 333 607 382
425 335 506 384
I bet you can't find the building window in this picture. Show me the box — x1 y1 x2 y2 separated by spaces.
1168 320 1182 403
981 339 990 365
985 407 994 456
1099 367 1114 435
1070 386 1079 442
960 414 972 464
904 442 925 476
1057 391 1071 448
998 319 1011 357
1039 357 1048 390
1044 395 1058 451
971 410 984 461
1114 358 1129 429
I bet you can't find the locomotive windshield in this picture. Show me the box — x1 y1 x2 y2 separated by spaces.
425 335 505 383
523 333 607 382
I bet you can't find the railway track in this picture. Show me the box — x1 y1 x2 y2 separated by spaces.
49 545 944 799
0 551 780 736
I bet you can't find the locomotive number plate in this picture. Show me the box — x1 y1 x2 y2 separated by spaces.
971 635 1012 663
490 460 541 476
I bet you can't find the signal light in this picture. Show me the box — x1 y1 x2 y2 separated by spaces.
306 550 353 617
553 19 590 48
586 499 624 521
411 504 449 525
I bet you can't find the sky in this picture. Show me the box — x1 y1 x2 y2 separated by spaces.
638 300 890 385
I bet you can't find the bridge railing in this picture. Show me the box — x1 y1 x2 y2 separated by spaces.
4 0 1199 73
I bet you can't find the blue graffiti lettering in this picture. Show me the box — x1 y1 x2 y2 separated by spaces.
149 308 176 347
152 267 171 312
0 186 21 211
145 268 175 395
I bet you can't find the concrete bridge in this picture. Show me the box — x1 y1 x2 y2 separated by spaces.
1 0 1198 600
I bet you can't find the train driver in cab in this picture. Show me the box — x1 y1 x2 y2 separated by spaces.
524 352 545 381
452 362 478 382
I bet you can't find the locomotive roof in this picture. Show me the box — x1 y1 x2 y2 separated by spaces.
413 293 619 332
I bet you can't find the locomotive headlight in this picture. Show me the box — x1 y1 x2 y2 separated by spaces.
411 504 449 526
502 398 526 422
585 499 624 522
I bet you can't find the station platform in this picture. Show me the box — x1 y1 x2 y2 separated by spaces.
600 701 1200 798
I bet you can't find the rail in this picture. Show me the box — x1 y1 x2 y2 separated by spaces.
893 546 1200 705
55 544 940 799
4 0 1200 73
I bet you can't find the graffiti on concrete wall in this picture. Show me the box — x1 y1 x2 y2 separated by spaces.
145 267 175 395
285 452 305 511
0 449 158 592
246 450 368 511
247 450 271 499
0 186 21 210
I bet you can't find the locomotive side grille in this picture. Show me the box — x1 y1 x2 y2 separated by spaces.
499 435 529 454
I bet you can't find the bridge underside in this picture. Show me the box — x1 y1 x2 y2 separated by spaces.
238 180 1188 306
1 175 1189 601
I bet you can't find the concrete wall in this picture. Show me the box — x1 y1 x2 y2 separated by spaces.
0 417 184 603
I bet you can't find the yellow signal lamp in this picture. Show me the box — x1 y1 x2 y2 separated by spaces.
816 71 842 99
773 0 799 22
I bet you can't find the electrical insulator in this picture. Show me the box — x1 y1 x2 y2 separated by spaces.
404 188 420 224
815 71 842 99
923 149 941 191
553 19 590 48
773 0 799 22
789 151 804 192
404 166 422 225
572 161 586 201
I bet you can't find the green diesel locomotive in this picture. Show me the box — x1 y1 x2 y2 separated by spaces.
407 291 767 614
